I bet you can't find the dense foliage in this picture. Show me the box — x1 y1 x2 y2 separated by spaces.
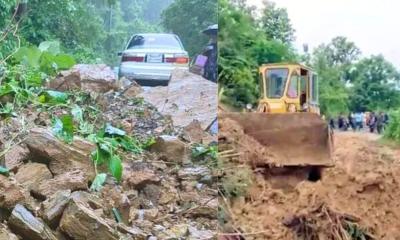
0 0 174 66
384 109 400 143
219 0 400 117
218 0 296 107
161 0 218 56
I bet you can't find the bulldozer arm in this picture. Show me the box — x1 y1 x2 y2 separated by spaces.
219 112 333 167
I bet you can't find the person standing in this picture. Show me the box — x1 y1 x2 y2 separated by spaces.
369 112 377 133
377 112 386 134
348 112 355 131
329 118 336 129
338 114 344 130
202 24 218 82
354 112 363 131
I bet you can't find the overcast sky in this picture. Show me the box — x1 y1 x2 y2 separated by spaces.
246 0 400 69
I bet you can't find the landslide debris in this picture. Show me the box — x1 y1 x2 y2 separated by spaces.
219 115 400 240
139 69 217 130
0 65 218 239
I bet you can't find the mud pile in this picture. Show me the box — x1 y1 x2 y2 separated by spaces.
0 66 218 239
139 69 217 130
219 120 400 239
218 117 276 168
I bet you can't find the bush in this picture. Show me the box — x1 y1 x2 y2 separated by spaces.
384 109 400 143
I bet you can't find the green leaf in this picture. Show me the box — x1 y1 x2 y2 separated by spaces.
52 115 74 143
13 46 42 68
91 148 110 165
39 41 61 55
118 136 142 154
90 173 107 192
109 155 122 182
53 54 76 70
39 90 68 105
0 166 9 176
105 123 126 136
39 52 58 75
112 207 122 223
0 83 13 97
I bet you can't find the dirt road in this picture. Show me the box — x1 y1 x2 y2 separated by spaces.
221 131 400 239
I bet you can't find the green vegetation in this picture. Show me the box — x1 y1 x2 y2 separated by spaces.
219 0 296 108
219 0 400 113
0 0 174 66
384 110 400 143
161 0 218 56
219 0 400 140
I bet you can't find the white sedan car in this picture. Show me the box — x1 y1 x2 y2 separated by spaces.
118 33 189 86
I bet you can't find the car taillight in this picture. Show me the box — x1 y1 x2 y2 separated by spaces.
121 54 145 62
164 54 189 64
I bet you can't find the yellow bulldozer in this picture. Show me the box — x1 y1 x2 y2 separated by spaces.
219 63 333 167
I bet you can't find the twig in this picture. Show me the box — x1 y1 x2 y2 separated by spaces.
0 0 20 42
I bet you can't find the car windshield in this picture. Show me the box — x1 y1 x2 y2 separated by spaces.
127 35 182 49
266 68 289 98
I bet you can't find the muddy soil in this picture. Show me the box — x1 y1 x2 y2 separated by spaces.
219 119 400 240
139 69 217 130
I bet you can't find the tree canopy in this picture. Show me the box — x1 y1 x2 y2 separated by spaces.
161 0 218 56
0 0 175 65
219 0 400 116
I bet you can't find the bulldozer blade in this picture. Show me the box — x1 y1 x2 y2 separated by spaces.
219 112 333 167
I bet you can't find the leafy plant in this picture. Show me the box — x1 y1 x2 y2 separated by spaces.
192 143 218 167
384 109 400 143
52 114 74 143
38 90 69 105
13 41 75 75
0 102 16 117
88 124 143 182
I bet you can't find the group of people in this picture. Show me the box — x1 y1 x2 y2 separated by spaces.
329 111 389 134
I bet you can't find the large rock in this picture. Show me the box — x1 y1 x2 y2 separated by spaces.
39 190 71 228
0 223 18 240
24 128 96 181
70 191 104 209
123 169 160 190
0 175 26 211
8 204 57 240
122 80 143 98
34 170 87 199
184 197 217 219
138 69 217 129
178 166 211 181
48 64 117 93
100 185 130 223
150 135 189 163
59 199 120 240
4 144 30 172
181 120 209 143
15 163 52 191
129 208 158 222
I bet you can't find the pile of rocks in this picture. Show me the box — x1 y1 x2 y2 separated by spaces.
0 65 218 239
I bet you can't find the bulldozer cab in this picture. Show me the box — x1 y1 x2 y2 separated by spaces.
257 63 320 114
219 62 333 167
